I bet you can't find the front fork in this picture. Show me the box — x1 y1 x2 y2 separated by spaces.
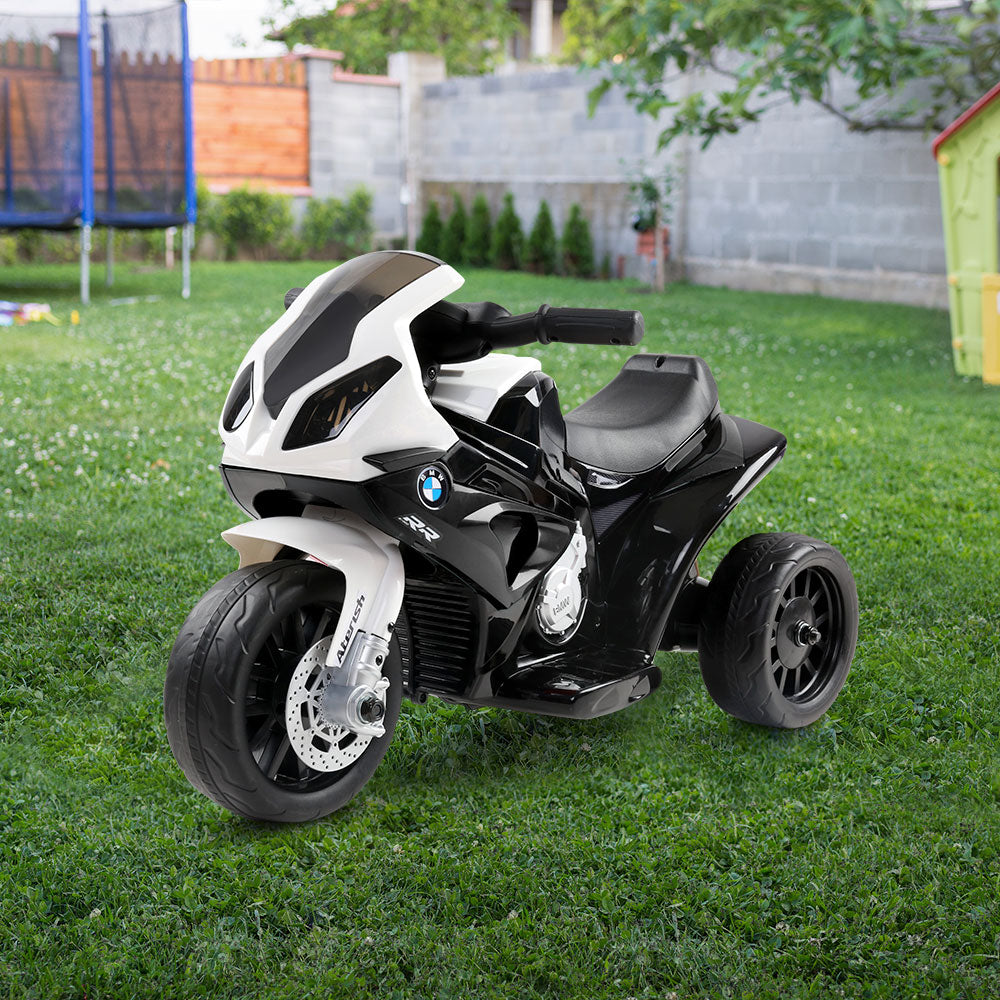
221 505 405 742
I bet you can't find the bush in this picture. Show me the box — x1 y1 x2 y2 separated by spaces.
208 186 294 260
525 200 558 275
465 193 492 266
301 187 374 259
600 251 612 280
416 200 444 259
490 192 523 270
561 203 595 278
441 192 467 265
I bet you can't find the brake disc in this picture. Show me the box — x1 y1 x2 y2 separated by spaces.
284 636 374 773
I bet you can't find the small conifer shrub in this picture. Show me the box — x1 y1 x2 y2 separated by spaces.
526 200 558 275
465 193 492 266
441 192 468 265
416 200 444 259
561 203 595 278
490 192 524 270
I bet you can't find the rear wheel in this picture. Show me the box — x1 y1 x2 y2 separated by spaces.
164 559 401 822
698 533 857 728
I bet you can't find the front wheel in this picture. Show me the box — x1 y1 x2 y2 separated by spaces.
698 533 858 729
164 559 402 822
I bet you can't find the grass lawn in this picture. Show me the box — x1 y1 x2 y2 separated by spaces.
1 260 998 999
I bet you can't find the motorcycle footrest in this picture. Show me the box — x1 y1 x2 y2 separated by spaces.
488 653 661 720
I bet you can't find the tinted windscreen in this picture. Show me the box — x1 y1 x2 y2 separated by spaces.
262 252 439 418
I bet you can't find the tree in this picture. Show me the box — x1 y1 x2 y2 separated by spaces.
490 193 524 270
525 200 558 275
416 200 444 258
565 0 1000 149
466 194 492 266
561 203 594 278
272 0 520 77
441 192 467 265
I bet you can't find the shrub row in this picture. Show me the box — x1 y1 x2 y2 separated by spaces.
0 228 167 268
0 184 377 266
200 184 375 261
417 192 606 278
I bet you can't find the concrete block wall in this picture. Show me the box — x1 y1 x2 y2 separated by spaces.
306 59 404 238
416 65 949 306
682 90 947 306
419 68 652 264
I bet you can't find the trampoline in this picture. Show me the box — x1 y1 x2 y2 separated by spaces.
0 0 195 301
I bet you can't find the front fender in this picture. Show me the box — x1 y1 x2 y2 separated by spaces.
221 508 404 668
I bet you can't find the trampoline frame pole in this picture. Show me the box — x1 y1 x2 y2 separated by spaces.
102 11 114 289
78 0 95 305
81 224 92 304
180 0 195 299
182 222 192 299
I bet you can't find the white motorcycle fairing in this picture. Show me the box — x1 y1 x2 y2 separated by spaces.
219 252 464 483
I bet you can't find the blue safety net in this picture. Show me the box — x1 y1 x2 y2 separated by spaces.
0 10 85 228
0 1 192 231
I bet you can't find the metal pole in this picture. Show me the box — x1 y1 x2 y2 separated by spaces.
106 226 113 287
81 223 91 304
78 0 95 303
180 0 196 286
181 221 192 299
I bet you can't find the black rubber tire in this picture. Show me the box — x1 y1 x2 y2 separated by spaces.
698 533 858 729
164 559 402 822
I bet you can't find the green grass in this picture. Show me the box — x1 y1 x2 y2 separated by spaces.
1 261 998 999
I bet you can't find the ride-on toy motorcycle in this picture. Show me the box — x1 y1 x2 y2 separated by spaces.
165 251 858 822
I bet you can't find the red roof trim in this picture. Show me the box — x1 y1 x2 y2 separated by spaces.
932 80 1000 158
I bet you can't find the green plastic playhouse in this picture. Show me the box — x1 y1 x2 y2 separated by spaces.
935 83 1000 385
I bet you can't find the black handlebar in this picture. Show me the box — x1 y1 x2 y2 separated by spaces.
487 305 644 350
291 286 645 365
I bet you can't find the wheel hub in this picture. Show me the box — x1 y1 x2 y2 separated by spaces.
284 636 374 773
775 596 817 670
792 621 822 647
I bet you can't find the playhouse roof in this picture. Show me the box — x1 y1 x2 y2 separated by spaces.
932 81 1000 158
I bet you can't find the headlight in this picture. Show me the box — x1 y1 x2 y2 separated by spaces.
222 363 254 432
282 356 401 451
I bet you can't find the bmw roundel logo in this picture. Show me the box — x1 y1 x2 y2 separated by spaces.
417 465 449 509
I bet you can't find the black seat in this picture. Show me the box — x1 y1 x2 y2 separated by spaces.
563 354 719 474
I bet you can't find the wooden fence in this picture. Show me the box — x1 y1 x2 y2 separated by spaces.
1 45 310 203
192 56 310 194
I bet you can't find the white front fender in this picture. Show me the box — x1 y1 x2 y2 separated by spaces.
221 508 404 668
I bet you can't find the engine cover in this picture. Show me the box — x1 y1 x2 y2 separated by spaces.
535 524 587 642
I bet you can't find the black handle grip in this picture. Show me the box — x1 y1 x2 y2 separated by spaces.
485 304 644 349
481 311 543 349
537 306 644 346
